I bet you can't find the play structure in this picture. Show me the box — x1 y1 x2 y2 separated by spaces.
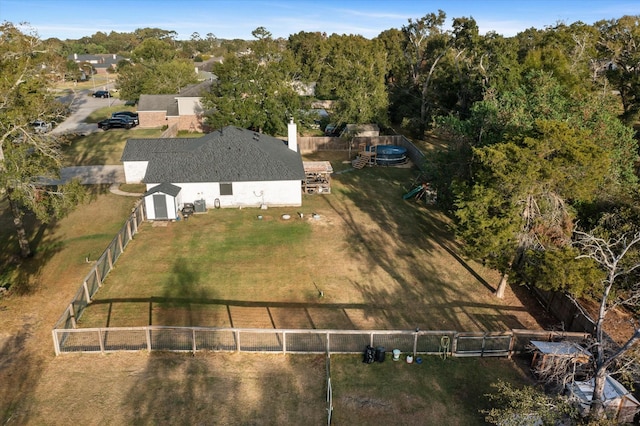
352 143 408 169
403 182 437 203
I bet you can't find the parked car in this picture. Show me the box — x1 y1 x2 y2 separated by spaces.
98 116 134 130
92 90 111 98
31 120 52 133
112 111 139 125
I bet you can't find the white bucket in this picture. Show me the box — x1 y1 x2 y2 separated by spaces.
392 349 401 361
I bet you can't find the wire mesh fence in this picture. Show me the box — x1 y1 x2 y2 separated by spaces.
52 326 589 357
53 201 145 332
326 352 333 426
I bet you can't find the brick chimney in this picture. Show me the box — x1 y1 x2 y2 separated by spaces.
287 119 298 152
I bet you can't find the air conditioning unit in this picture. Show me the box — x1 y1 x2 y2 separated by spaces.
194 199 206 213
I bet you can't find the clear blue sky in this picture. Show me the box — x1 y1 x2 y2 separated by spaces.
1 0 637 40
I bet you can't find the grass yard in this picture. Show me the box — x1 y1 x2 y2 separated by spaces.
330 354 534 425
0 148 551 424
79 152 549 333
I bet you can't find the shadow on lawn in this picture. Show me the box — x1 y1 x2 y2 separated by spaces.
0 210 64 296
320 165 531 331
0 321 44 424
120 258 326 424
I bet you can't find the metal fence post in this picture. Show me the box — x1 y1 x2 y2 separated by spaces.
451 333 458 356
481 332 487 357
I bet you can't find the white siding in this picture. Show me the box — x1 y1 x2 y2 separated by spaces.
123 161 149 184
165 180 301 209
144 191 182 220
176 97 203 115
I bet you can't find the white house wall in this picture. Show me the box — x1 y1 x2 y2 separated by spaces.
144 189 181 220
123 161 149 184
151 180 302 209
176 97 203 115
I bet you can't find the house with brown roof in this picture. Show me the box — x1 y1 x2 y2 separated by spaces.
120 122 304 219
137 80 214 132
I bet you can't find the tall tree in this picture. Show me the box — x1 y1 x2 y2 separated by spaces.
402 11 451 135
288 31 328 83
0 23 85 258
596 15 640 122
203 27 301 135
573 230 640 420
316 34 389 126
454 120 607 297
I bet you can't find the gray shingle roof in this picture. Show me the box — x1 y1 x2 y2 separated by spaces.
143 182 182 197
137 94 177 113
121 126 305 183
178 80 213 97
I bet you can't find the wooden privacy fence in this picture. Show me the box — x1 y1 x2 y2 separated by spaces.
298 135 427 170
52 325 589 357
53 201 145 331
531 287 596 334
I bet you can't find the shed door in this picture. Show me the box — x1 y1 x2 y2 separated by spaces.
153 194 168 219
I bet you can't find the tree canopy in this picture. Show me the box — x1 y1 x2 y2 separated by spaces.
0 23 85 258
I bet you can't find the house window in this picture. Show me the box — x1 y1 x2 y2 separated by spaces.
220 183 233 196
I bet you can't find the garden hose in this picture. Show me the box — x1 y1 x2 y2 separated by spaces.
439 335 450 360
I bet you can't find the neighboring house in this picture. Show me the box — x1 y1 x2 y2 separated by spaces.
68 53 127 75
121 122 304 219
137 80 214 132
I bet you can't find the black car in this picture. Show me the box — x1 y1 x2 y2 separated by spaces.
112 111 139 125
98 116 134 130
92 90 111 98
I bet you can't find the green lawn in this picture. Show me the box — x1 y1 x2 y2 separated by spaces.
77 152 542 334
330 354 533 425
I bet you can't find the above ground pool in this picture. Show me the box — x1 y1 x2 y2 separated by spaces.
369 145 408 166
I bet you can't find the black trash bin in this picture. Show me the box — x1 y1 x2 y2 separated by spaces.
363 345 375 364
375 346 386 362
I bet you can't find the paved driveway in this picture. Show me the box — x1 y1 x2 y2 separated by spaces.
52 88 124 135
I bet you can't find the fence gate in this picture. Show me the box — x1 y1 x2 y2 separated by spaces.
455 332 512 357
